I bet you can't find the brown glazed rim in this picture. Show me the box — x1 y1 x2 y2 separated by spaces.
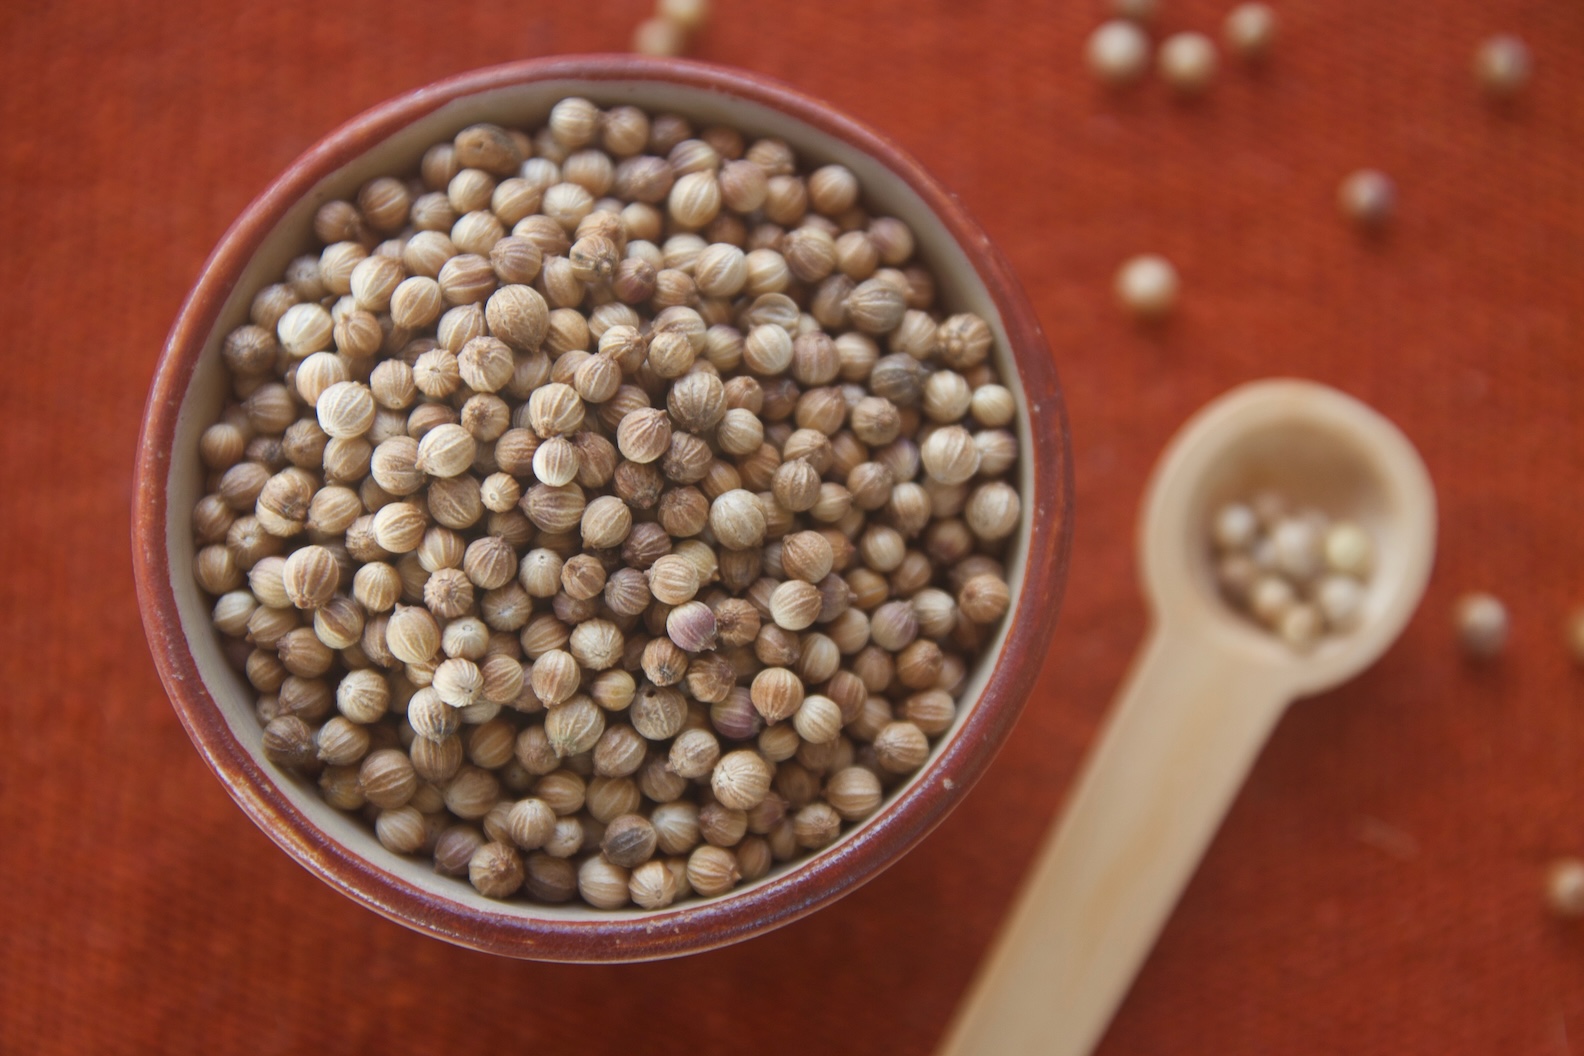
132 55 1072 962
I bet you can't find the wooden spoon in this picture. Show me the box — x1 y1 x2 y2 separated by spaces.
939 379 1436 1056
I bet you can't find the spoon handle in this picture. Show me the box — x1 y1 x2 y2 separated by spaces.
938 625 1291 1056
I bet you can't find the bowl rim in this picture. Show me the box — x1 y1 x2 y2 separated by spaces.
132 53 1073 962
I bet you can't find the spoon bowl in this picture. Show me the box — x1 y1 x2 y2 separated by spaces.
1142 379 1437 696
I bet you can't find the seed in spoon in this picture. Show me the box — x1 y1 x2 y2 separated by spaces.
1212 497 1375 648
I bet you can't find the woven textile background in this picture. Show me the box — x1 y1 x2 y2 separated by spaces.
2 1 1581 1052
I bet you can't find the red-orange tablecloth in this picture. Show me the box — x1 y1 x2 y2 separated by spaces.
3 1 1581 1052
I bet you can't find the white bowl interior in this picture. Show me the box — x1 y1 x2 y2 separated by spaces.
164 77 1040 923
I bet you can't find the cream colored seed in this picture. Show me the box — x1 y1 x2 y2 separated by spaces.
793 803 840 849
1115 254 1179 319
669 171 722 228
710 489 766 550
457 337 515 393
390 276 443 330
1324 521 1374 578
531 649 581 706
686 844 740 897
277 302 334 356
668 728 722 780
873 720 929 774
432 657 483 708
414 423 476 478
548 97 600 149
293 352 347 407
1315 574 1365 631
770 579 822 632
1475 35 1531 99
315 381 375 439
1159 32 1218 94
386 606 440 664
469 842 524 898
711 750 773 811
965 481 1021 541
281 545 339 610
659 0 709 31
527 383 585 438
582 495 633 549
1547 858 1584 918
1339 169 1396 228
824 766 882 820
648 554 700 606
1455 592 1508 659
1212 502 1258 551
921 425 982 485
791 694 842 745
1224 3 1277 61
629 859 678 910
532 435 580 487
1086 20 1150 86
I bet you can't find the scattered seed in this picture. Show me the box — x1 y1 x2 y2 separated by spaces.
1114 254 1179 320
1158 32 1218 95
1474 34 1531 99
1454 592 1509 659
1338 169 1396 229
1086 20 1152 87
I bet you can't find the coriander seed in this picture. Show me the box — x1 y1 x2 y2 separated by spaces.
1338 169 1396 229
711 750 773 810
1086 20 1150 86
1546 858 1584 919
1224 3 1277 61
1475 35 1531 99
1159 32 1218 94
1115 254 1179 320
1455 592 1508 659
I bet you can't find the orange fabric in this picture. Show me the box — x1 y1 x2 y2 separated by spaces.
3 1 1582 1053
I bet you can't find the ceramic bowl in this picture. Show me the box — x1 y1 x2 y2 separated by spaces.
133 55 1071 961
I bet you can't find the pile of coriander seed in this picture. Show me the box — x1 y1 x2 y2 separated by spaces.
191 97 1023 911
1211 492 1373 650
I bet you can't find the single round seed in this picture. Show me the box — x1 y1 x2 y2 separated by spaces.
1455 592 1508 659
1115 254 1179 319
824 766 882 821
1223 3 1277 61
1323 521 1374 578
711 750 773 810
1086 20 1150 85
1474 35 1531 99
1547 858 1584 919
1158 32 1218 94
1338 169 1396 228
